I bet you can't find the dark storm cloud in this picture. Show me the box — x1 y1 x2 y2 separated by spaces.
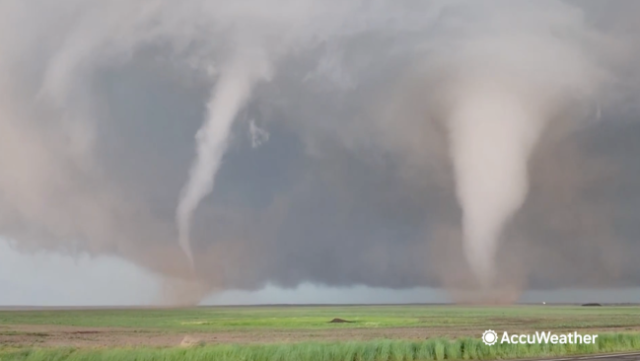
1 0 640 300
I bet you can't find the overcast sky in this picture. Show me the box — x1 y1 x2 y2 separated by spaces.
3 238 640 306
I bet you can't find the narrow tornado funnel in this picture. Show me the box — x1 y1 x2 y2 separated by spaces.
177 52 270 268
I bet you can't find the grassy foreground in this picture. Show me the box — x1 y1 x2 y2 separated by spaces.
2 333 640 361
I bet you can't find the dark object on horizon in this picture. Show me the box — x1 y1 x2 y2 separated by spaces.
581 303 602 307
329 318 355 323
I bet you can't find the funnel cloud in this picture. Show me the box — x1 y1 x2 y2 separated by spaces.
449 89 545 286
177 51 271 267
1 0 640 303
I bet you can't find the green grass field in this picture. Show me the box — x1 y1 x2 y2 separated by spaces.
1 305 639 360
2 333 640 361
2 305 639 331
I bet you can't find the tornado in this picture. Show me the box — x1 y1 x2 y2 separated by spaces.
448 85 547 287
176 52 271 267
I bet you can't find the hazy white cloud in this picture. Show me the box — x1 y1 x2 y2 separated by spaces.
249 120 270 148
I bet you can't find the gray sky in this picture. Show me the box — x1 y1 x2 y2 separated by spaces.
3 238 640 306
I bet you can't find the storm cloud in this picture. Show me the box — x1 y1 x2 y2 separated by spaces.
1 0 640 303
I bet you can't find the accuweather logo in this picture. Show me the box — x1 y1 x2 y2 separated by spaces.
482 330 599 346
482 330 498 346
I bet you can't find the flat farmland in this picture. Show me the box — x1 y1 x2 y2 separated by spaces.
1 305 639 348
2 305 640 361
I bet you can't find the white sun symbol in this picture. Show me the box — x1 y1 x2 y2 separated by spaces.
482 330 498 346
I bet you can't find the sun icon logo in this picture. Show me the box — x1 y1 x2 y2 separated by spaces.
482 330 498 346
